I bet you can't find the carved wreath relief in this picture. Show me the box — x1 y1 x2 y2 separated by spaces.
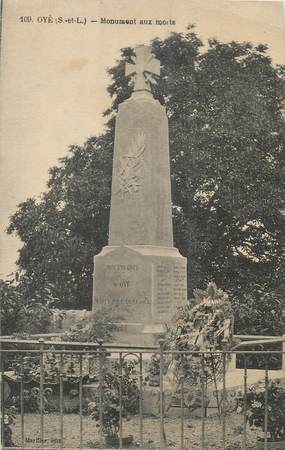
116 132 146 198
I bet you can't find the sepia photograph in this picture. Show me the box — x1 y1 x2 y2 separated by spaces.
1 1 285 449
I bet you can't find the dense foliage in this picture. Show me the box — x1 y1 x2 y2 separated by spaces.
164 282 233 385
6 28 285 335
247 379 285 442
168 282 233 351
232 287 284 336
63 309 121 342
88 360 139 438
6 132 113 310
0 277 55 336
3 406 16 447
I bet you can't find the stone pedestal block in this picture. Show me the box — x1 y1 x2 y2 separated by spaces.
93 245 187 326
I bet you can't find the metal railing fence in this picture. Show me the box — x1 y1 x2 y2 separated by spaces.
0 338 284 450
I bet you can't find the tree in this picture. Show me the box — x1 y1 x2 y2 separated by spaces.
7 28 285 326
232 286 285 336
7 133 113 309
232 285 285 367
0 276 56 336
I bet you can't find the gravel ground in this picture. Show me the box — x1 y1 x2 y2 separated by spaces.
11 413 261 449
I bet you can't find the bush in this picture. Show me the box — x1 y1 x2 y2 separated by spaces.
0 276 56 336
0 279 22 335
232 287 285 336
4 351 85 415
3 406 17 447
247 379 285 442
63 308 123 343
88 360 139 438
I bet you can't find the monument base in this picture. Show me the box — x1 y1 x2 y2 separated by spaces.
111 322 166 346
92 245 187 344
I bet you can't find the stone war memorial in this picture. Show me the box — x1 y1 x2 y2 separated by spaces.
92 45 187 344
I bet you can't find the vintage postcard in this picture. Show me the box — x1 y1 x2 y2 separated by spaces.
1 1 285 449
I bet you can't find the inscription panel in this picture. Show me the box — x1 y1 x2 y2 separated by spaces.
93 248 152 323
152 260 187 322
173 262 187 304
155 264 172 316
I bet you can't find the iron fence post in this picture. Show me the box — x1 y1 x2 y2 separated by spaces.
159 339 166 450
79 354 83 449
180 374 185 450
201 353 206 450
264 359 269 450
39 338 44 448
222 348 226 449
20 357 24 447
139 352 143 447
59 353 64 450
119 352 123 450
98 339 104 450
0 342 4 449
243 355 247 450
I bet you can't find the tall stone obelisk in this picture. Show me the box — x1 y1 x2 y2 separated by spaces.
93 46 187 342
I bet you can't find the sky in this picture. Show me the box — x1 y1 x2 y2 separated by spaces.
0 0 285 277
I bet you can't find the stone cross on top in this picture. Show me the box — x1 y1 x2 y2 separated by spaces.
126 45 160 93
